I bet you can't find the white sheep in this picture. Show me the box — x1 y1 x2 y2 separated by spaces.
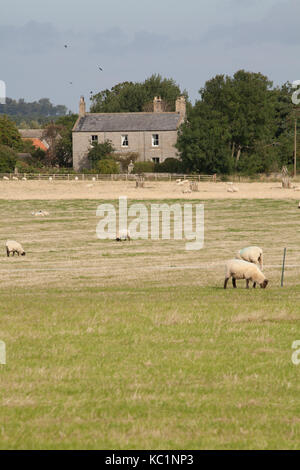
6 240 26 257
92 177 96 181
3 176 9 180
75 176 79 181
49 177 53 181
236 246 263 270
224 259 268 289
12 176 18 181
116 229 131 241
22 177 27 181
32 210 49 217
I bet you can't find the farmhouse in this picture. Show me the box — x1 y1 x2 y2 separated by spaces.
72 95 186 171
18 129 49 152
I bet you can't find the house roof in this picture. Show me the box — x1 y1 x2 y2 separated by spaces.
22 138 48 151
73 112 181 132
19 129 44 139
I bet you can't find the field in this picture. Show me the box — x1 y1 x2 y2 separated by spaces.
0 183 300 449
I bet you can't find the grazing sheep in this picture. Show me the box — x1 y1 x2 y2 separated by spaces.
227 185 239 192
12 176 18 181
236 246 263 271
3 176 9 180
22 177 27 181
75 176 79 181
6 240 26 257
32 210 49 217
49 177 53 181
224 259 268 289
116 229 131 241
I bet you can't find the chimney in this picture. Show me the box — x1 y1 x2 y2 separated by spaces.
175 96 186 120
79 96 86 117
153 96 163 113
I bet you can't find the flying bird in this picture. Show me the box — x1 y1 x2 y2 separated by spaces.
98 66 103 71
64 45 68 48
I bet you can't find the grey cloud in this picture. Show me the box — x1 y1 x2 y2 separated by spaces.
203 0 300 46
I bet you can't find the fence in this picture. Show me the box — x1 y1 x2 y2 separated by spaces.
0 173 218 182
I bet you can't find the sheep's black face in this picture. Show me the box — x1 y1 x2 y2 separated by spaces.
260 279 268 289
21 252 26 256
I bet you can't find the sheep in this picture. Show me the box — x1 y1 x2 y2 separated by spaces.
116 229 131 241
5 240 26 257
3 176 9 180
224 259 268 289
22 177 27 181
32 210 49 217
236 246 263 271
227 185 239 193
49 177 53 181
12 176 18 181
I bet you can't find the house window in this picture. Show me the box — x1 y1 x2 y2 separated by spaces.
152 134 159 147
121 135 129 147
91 135 98 143
152 157 160 164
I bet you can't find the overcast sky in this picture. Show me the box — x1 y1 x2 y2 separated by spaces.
0 0 299 112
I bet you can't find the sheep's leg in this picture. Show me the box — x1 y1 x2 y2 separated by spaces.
232 278 237 288
6 248 9 257
246 279 249 289
224 277 229 289
253 282 256 288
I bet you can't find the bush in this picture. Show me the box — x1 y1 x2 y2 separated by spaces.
96 159 119 174
0 145 18 172
88 140 115 169
154 158 182 173
133 161 155 173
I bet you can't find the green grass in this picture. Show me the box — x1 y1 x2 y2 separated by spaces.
0 199 300 449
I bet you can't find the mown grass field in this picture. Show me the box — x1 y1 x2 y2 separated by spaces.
0 198 300 449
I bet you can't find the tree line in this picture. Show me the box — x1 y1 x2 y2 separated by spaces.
0 72 298 175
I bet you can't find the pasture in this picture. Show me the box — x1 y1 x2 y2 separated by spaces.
0 198 300 449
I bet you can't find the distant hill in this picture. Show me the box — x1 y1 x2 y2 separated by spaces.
0 98 68 127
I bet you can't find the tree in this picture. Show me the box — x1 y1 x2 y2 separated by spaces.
55 114 78 167
177 70 281 174
87 140 115 169
199 70 276 165
0 145 17 172
1 97 68 126
42 123 63 166
176 102 233 174
90 74 188 113
0 115 22 150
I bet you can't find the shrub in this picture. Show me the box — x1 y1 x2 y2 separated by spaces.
96 159 119 174
154 158 182 173
133 161 155 173
88 140 115 169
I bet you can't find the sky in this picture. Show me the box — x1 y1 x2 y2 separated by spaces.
0 0 299 112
